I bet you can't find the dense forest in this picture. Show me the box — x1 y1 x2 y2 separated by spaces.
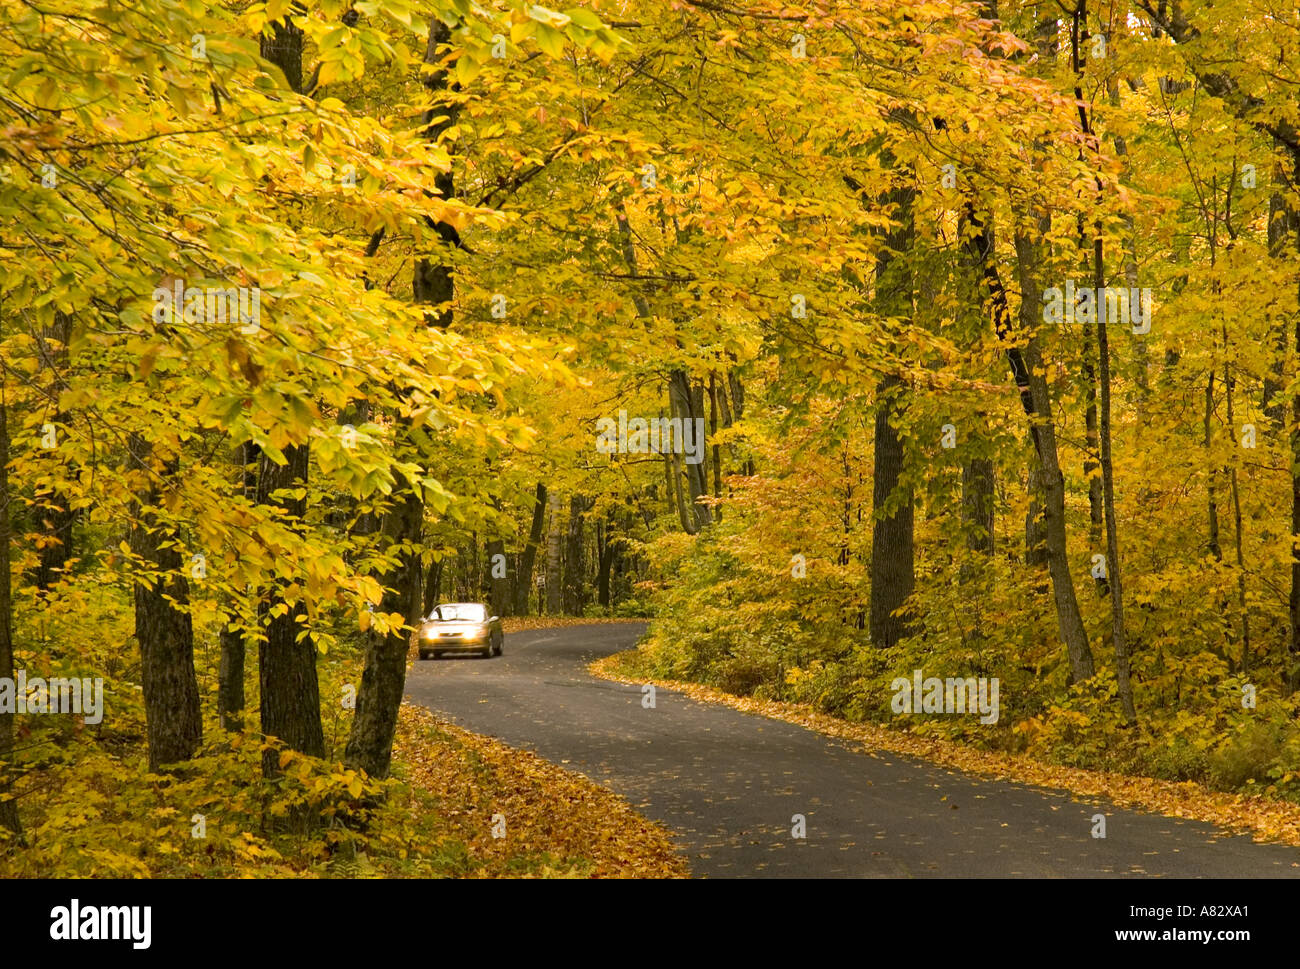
2 0 1300 876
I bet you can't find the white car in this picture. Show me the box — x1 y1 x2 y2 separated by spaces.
416 602 504 659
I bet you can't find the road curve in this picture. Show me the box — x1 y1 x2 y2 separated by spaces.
403 622 1300 878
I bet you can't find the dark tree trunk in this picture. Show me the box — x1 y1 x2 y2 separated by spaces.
562 495 589 615
259 16 303 91
253 21 326 773
345 490 422 780
514 483 546 615
669 370 711 531
725 368 755 477
422 557 443 616
128 437 202 772
962 457 995 555
709 373 722 521
258 443 324 773
1290 179 1300 693
1025 454 1048 569
869 376 915 648
345 17 457 779
0 396 23 837
545 492 562 614
597 509 618 608
217 620 245 733
1281 161 1300 693
33 498 75 591
868 165 915 650
1263 158 1292 424
1013 236 1097 684
219 439 257 731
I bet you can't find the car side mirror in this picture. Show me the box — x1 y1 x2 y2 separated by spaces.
489 616 499 624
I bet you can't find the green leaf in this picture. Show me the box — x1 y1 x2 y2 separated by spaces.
563 7 602 30
534 24 566 58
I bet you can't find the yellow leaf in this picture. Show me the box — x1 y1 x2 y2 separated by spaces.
456 54 482 87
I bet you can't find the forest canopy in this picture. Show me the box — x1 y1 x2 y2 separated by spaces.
2 0 1300 873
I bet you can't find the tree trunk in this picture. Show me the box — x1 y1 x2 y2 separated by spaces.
962 456 995 555
868 163 915 650
1287 168 1300 693
422 557 443 616
1025 454 1048 569
1015 234 1097 684
258 443 325 774
669 370 711 531
219 439 257 732
1095 237 1136 723
562 495 588 615
545 491 563 615
726 368 754 477
1205 372 1221 560
345 16 456 779
514 483 546 615
217 623 245 733
0 395 23 837
614 205 712 533
253 19 327 774
1262 153 1292 424
709 372 722 521
345 489 421 780
1070 26 1103 597
869 377 914 648
260 15 302 90
128 437 202 771
1291 311 1300 692
597 509 618 608
963 200 1095 683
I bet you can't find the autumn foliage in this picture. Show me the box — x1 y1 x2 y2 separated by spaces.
3 0 1300 876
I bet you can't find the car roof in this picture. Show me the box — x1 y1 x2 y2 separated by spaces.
434 602 486 609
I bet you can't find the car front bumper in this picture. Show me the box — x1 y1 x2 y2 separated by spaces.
421 637 489 652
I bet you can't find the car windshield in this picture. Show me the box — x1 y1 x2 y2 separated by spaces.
430 604 486 622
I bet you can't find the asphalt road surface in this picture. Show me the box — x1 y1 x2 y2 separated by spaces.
404 622 1300 877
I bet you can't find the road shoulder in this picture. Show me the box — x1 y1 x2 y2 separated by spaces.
590 649 1300 850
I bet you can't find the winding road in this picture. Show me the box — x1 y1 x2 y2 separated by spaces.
403 622 1300 877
